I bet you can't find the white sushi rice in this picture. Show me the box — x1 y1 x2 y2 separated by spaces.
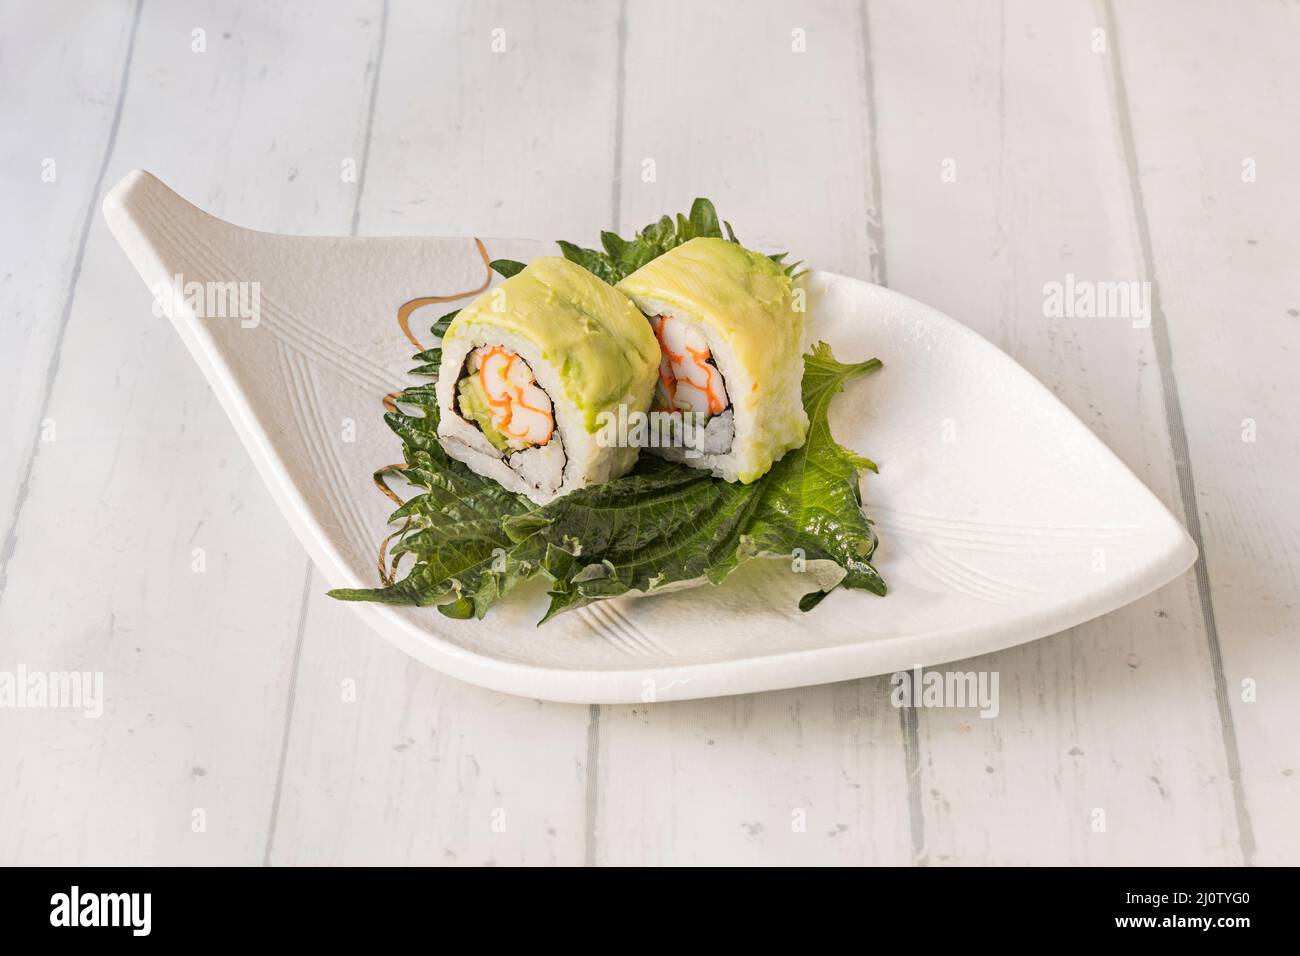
436 327 640 506
623 294 808 483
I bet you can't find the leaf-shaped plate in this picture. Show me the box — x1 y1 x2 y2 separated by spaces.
103 170 1196 703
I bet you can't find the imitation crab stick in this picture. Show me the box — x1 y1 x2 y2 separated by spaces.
474 345 555 446
651 314 729 416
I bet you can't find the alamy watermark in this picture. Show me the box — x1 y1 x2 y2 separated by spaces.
594 405 709 458
0 664 103 718
891 665 1000 719
1042 273 1150 329
50 886 150 936
151 273 261 328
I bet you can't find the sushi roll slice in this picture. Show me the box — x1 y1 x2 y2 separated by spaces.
616 237 809 483
436 257 659 504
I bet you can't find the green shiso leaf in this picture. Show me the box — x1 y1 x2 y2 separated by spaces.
554 197 797 282
490 200 796 286
516 344 884 621
329 201 883 621
326 389 540 619
329 343 884 623
402 310 459 378
489 259 526 278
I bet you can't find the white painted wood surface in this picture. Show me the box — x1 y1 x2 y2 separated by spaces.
0 0 1294 865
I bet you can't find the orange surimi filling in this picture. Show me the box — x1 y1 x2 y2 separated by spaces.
651 315 728 416
474 345 555 446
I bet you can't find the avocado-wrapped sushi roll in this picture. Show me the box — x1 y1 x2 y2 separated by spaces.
436 257 660 504
616 237 809 483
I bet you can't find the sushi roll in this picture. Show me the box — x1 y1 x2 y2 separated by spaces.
616 237 809 483
436 257 659 504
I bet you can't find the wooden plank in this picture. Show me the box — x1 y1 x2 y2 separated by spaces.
0 0 137 584
594 0 914 866
615 0 880 279
0 0 381 864
1110 0 1299 864
864 0 1242 863
266 0 625 866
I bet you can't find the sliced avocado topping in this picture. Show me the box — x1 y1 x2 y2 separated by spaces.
443 257 660 433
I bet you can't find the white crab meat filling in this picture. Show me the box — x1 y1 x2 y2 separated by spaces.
650 314 730 416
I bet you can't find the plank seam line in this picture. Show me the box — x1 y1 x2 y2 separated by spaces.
262 560 314 866
1102 0 1256 866
585 0 628 869
0 0 145 607
899 700 926 864
584 703 601 867
860 0 887 287
862 0 921 863
350 0 391 238
264 0 391 863
609 0 628 232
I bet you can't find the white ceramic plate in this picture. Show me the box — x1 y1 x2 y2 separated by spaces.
103 170 1196 703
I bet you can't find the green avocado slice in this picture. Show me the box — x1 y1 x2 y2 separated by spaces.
457 374 511 451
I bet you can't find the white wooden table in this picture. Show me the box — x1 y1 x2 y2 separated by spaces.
1 0 1295 866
